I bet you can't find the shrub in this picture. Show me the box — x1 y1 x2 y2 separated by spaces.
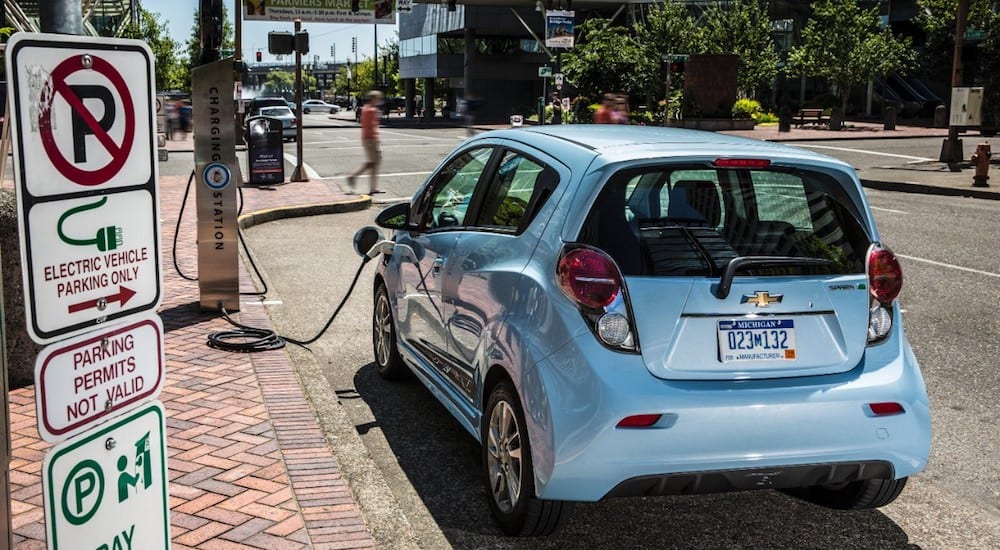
732 98 762 120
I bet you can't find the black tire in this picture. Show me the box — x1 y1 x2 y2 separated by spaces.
373 284 406 379
303 108 311 114
482 381 573 536
785 477 908 510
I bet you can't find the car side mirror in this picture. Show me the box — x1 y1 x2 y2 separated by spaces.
374 201 415 231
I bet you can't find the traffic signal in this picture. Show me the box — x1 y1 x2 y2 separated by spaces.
670 60 685 73
255 50 262 62
352 37 357 53
448 0 456 10
351 0 359 12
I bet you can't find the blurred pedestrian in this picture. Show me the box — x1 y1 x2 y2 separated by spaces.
346 90 385 195
594 93 615 124
550 93 563 125
611 94 629 124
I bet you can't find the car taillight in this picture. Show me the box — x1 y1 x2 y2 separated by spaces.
712 158 771 169
867 245 901 344
557 248 620 309
868 246 902 303
558 246 639 352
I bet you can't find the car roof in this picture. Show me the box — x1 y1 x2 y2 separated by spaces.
478 125 852 169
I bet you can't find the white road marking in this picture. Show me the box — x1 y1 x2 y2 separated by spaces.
870 206 908 214
797 144 934 162
896 254 1000 278
283 153 321 179
243 300 284 306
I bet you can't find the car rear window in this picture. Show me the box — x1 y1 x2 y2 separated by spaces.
579 165 870 277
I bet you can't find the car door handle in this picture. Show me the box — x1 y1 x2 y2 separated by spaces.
432 257 444 275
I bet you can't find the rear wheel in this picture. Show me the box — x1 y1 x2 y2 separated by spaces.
482 381 573 536
785 477 907 510
373 284 406 379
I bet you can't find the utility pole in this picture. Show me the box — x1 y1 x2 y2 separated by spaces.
39 0 82 34
940 0 969 163
290 19 308 182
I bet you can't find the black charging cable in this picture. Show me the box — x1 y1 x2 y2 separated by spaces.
207 255 371 351
171 169 269 296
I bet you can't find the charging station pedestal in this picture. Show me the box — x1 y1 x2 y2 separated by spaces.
193 58 240 312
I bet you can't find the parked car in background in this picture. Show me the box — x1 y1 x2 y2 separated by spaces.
254 106 297 141
302 99 341 114
246 96 289 118
354 125 931 536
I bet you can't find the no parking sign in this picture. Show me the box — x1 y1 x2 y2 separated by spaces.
6 33 162 343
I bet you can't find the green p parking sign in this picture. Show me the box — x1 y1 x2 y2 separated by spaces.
42 402 169 549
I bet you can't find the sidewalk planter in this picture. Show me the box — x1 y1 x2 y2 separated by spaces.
666 118 755 131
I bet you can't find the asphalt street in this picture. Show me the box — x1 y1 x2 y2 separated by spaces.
174 127 1000 549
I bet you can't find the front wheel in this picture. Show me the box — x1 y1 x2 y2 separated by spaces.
373 284 406 379
784 477 908 510
482 381 573 536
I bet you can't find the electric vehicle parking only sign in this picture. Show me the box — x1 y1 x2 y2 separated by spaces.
6 33 162 344
42 402 169 550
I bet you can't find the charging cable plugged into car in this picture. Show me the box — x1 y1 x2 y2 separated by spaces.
204 226 394 352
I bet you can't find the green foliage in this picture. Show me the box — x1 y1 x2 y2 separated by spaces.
732 98 762 119
633 3 698 100
560 18 642 101
178 6 236 93
262 71 316 98
754 111 779 124
120 8 180 91
694 0 779 97
786 0 916 117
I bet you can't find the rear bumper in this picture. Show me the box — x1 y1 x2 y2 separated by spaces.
605 460 893 499
525 330 931 502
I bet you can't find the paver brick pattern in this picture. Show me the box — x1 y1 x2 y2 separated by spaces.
8 171 375 549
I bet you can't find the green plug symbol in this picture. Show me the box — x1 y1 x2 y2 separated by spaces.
57 197 123 251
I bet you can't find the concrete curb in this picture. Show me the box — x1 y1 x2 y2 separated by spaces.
861 179 1000 200
238 195 372 230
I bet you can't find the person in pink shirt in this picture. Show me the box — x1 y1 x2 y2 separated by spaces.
347 90 385 194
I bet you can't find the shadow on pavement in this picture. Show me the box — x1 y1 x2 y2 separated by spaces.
352 364 922 549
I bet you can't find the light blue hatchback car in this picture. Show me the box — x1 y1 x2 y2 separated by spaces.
353 126 931 536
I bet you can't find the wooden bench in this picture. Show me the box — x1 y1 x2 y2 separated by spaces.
794 108 830 127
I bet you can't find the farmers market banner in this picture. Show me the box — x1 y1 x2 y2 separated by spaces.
243 0 397 25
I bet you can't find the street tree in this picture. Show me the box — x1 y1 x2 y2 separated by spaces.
121 7 180 92
695 0 778 100
263 70 317 98
179 6 236 93
560 17 642 104
915 0 1000 131
632 2 698 115
786 0 915 129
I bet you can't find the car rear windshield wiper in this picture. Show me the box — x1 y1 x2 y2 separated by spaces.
715 256 836 299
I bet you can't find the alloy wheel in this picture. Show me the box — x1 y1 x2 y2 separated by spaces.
487 400 523 512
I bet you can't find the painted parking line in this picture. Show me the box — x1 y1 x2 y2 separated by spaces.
797 144 934 162
871 206 909 214
897 254 1000 278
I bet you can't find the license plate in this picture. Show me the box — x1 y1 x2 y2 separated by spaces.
718 319 797 362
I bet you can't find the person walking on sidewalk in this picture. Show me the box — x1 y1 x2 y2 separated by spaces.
347 90 385 194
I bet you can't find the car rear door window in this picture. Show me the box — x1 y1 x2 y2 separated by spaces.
475 150 557 233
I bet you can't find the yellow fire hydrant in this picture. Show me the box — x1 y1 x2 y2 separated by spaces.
972 142 991 187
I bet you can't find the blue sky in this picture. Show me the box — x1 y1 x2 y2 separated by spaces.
145 1 392 64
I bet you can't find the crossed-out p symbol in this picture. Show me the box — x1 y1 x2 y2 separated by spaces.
61 459 105 526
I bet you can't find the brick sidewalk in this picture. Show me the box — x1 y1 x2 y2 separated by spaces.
9 174 375 549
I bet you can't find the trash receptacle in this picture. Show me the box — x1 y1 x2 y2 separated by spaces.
934 105 947 128
245 116 284 185
884 105 896 131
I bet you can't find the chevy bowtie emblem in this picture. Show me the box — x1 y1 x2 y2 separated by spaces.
741 291 783 307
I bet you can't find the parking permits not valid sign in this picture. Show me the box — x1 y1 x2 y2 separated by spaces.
34 315 165 443
6 33 162 344
42 401 169 550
